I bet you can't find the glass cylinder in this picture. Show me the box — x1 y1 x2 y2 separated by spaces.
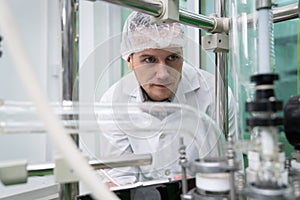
229 0 258 140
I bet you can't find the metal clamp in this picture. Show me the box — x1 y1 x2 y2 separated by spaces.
256 0 272 10
202 33 229 52
151 0 179 23
210 16 230 33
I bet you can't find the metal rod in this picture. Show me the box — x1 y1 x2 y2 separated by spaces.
60 0 79 199
179 9 215 31
215 52 227 135
215 0 236 200
96 0 163 16
93 0 215 32
179 137 188 195
89 153 152 169
215 0 226 17
213 0 228 137
214 0 228 137
61 0 79 102
238 3 298 28
27 163 55 177
27 154 152 177
273 2 299 23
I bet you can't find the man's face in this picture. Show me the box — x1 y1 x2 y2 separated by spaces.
127 48 183 101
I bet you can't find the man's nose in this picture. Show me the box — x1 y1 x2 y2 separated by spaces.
156 64 169 79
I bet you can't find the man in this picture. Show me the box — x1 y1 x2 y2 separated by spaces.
99 12 235 186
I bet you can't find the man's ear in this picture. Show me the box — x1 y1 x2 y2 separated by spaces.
127 54 134 70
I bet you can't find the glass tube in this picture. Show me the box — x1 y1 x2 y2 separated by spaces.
0 101 226 157
229 0 258 140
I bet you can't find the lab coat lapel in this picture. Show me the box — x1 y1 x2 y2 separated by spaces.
172 80 186 104
122 72 144 103
171 64 201 105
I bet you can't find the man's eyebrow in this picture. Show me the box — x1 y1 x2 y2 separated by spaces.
138 54 153 58
138 52 181 58
169 52 181 55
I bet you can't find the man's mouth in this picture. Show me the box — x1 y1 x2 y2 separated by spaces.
151 83 172 88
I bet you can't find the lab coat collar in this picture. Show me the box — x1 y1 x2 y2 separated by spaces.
181 63 202 93
122 72 143 102
173 64 201 104
123 63 201 103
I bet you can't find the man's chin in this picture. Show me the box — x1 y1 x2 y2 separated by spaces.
149 93 172 102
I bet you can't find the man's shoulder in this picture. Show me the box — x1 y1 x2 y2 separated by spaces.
183 63 214 77
182 63 215 88
100 72 137 102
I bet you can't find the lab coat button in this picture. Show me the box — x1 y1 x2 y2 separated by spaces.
160 133 165 139
164 169 170 176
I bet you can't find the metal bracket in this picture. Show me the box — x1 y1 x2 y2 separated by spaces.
54 155 79 183
210 16 230 33
151 0 179 23
0 160 27 185
202 33 229 52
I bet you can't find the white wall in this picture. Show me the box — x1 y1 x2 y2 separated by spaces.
0 0 51 163
0 0 123 163
0 0 60 197
0 0 48 101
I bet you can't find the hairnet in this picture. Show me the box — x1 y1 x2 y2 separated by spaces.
120 12 185 60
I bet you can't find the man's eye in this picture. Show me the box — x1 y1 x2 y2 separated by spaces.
167 55 179 61
144 57 156 63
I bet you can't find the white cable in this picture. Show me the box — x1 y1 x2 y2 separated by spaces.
0 1 119 200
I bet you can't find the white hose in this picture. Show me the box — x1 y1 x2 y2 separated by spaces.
0 1 119 200
258 9 272 74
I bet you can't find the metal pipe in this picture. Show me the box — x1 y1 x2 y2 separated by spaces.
214 0 228 137
89 0 215 32
179 9 215 31
239 3 298 28
273 2 299 23
215 52 227 135
61 0 79 101
213 0 228 141
27 163 55 177
215 0 226 17
27 154 152 177
179 138 188 195
60 0 79 199
89 153 152 169
94 0 163 16
214 0 236 199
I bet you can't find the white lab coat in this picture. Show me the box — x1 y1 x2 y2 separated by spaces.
98 63 235 185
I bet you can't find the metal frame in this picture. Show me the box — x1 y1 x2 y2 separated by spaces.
57 0 299 199
27 154 152 177
90 0 216 31
91 0 300 30
1 0 298 199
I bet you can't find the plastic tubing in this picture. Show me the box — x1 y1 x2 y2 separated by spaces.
0 1 119 200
